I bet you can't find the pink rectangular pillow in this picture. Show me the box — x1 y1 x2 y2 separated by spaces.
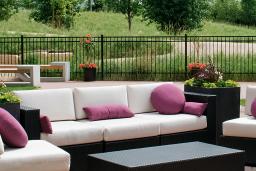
40 115 53 134
83 105 134 121
183 102 208 116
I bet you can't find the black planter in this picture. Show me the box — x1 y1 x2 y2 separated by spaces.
184 86 240 141
84 68 96 81
0 103 20 121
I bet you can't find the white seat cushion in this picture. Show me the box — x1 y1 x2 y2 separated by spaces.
0 135 4 155
78 117 159 142
245 86 256 115
127 82 173 114
136 112 207 135
41 121 103 146
0 140 70 171
223 117 256 138
74 86 129 119
14 89 76 121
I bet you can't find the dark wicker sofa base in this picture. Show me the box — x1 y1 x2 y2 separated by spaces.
219 136 256 166
19 92 217 171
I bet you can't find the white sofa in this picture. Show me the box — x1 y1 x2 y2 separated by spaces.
14 82 215 171
0 140 70 171
14 83 207 146
223 85 256 138
220 85 256 165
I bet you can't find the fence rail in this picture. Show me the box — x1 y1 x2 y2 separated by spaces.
0 35 256 81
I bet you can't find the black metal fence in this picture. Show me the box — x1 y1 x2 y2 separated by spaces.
0 35 256 81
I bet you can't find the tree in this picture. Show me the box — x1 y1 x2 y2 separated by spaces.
142 0 209 34
105 0 143 31
30 0 80 29
210 0 242 24
0 0 18 21
19 0 34 9
241 0 256 26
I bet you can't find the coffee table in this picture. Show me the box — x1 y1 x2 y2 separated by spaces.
88 142 244 171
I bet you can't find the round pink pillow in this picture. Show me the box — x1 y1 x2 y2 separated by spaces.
0 108 28 148
151 84 185 114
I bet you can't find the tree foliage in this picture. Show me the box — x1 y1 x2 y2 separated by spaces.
210 0 242 24
241 0 256 25
19 0 34 9
142 0 209 34
30 0 80 29
0 0 18 21
105 0 143 31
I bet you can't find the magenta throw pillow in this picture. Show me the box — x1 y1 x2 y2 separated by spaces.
84 105 134 121
183 102 208 116
151 84 185 114
0 108 28 148
251 98 256 117
40 115 53 134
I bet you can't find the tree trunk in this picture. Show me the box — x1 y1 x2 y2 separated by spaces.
128 14 132 31
127 0 132 32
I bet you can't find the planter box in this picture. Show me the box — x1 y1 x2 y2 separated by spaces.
84 68 96 81
0 103 20 121
184 86 240 140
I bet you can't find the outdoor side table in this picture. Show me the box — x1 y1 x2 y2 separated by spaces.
88 142 244 171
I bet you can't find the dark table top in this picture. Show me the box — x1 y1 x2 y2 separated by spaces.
89 142 243 168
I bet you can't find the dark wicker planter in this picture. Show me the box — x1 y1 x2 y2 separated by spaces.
0 103 20 121
84 68 96 81
184 86 240 141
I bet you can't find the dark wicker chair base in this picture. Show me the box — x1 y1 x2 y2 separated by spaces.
219 136 256 166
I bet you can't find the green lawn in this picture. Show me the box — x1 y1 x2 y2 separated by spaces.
0 10 256 37
6 85 38 91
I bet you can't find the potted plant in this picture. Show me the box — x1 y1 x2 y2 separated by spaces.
79 63 97 81
188 62 206 78
184 59 240 139
0 82 21 121
80 34 97 81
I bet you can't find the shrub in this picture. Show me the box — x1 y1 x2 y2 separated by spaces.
0 83 21 104
185 59 239 88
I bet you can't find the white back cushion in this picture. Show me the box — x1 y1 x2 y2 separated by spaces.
127 82 173 114
245 86 256 115
0 135 4 155
14 89 76 121
74 86 128 119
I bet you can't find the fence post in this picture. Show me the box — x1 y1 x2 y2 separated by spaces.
21 35 24 64
101 35 104 80
185 34 188 79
